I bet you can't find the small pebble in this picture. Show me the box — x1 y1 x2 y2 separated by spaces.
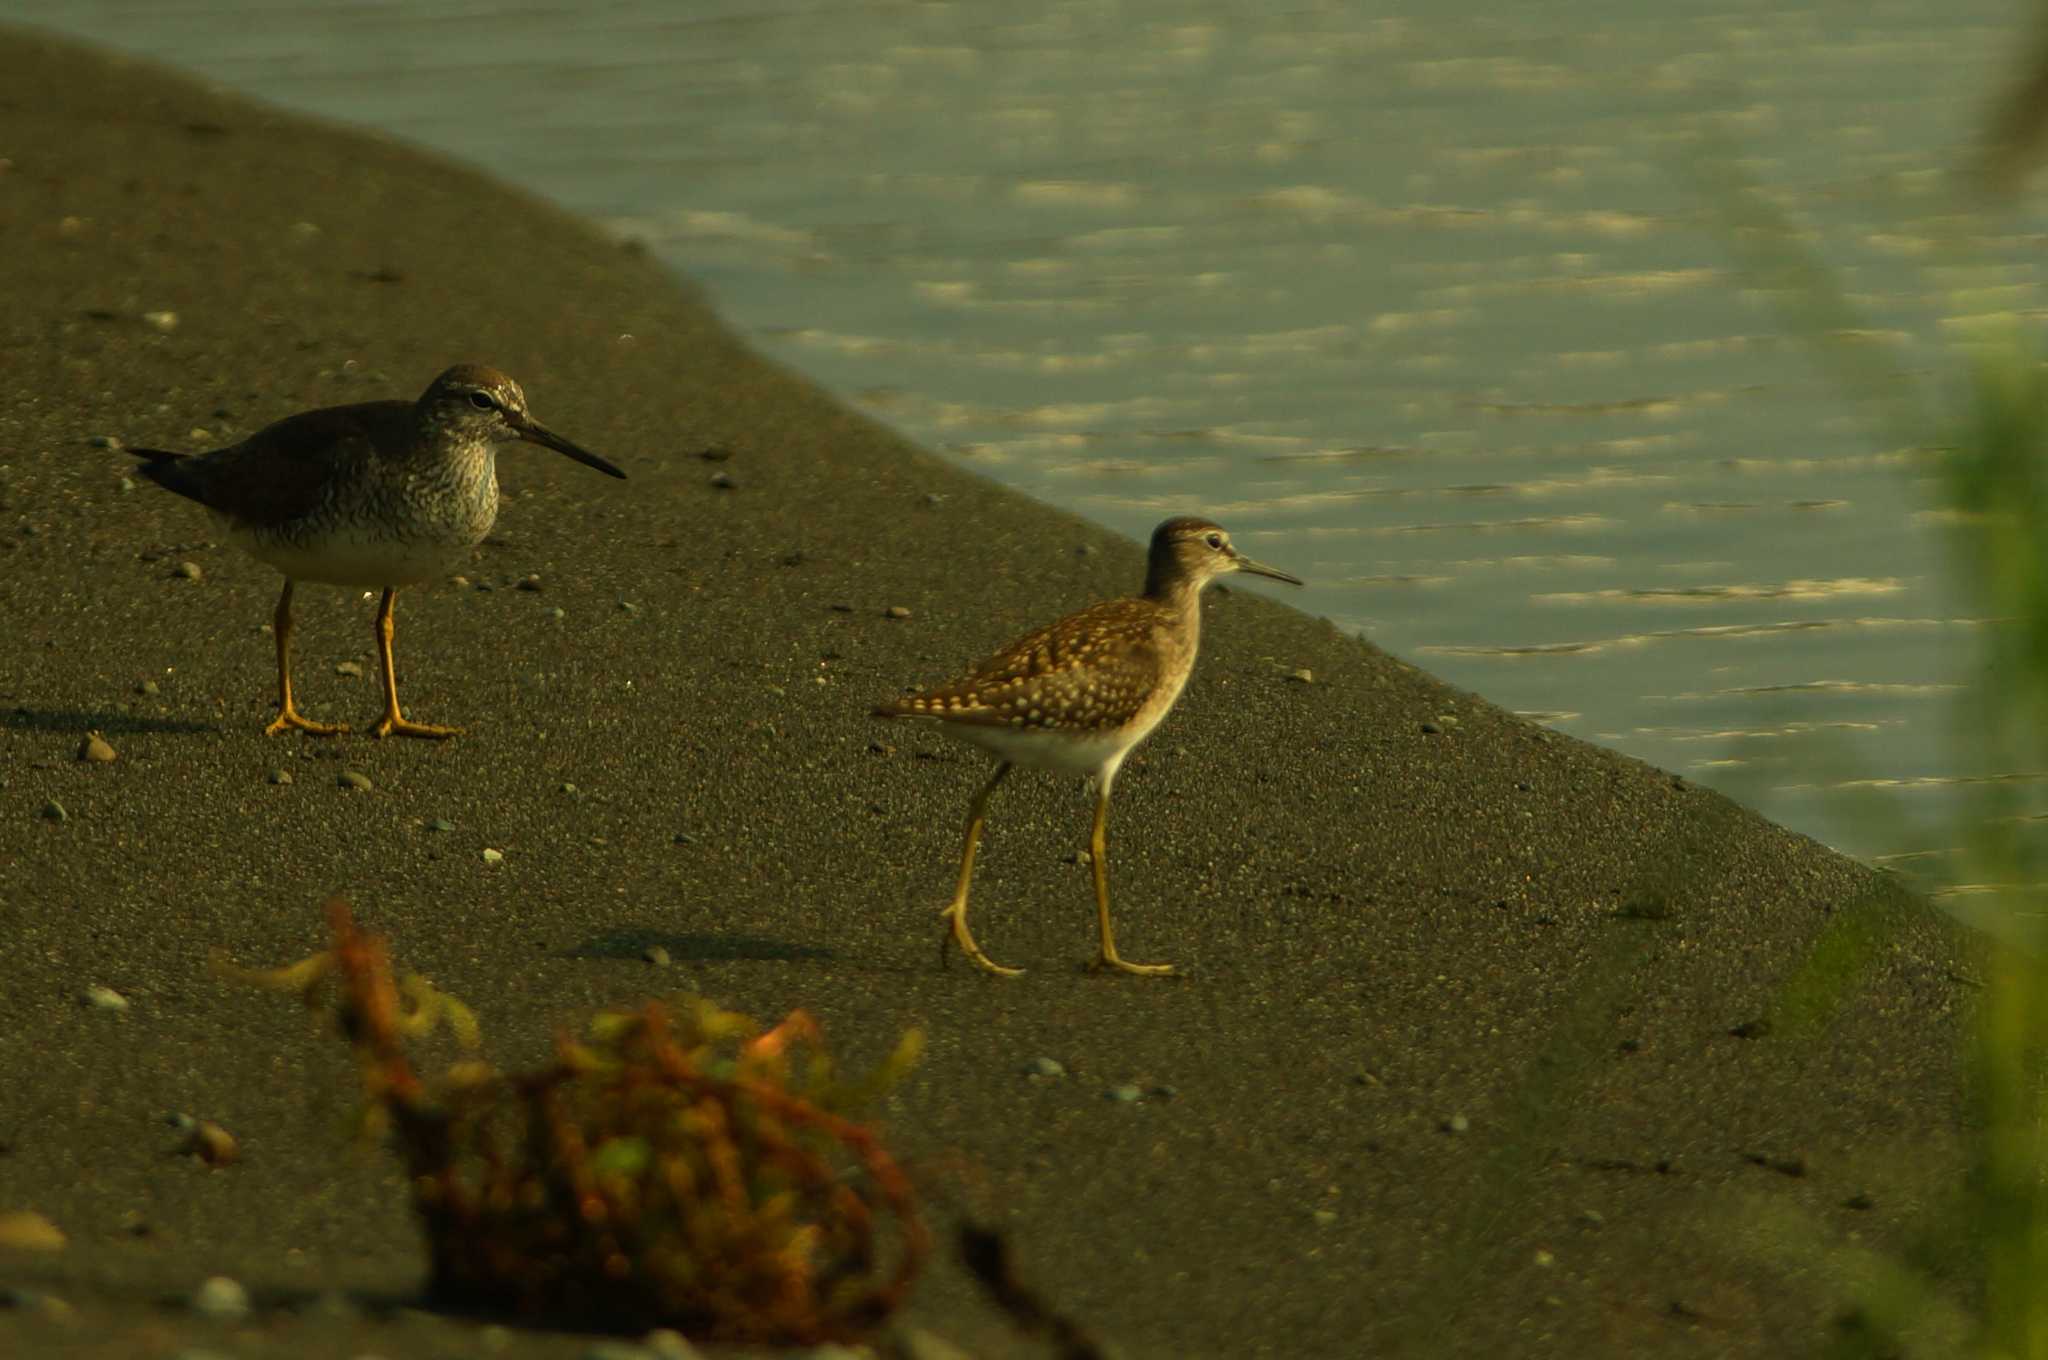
268 769 293 786
306 1291 359 1320
642 1329 700 1360
0 1210 66 1252
181 1120 239 1167
1442 1113 1470 1134
1149 1084 1180 1101
142 310 178 332
1436 713 1461 728
334 661 364 678
1287 668 1313 684
581 1344 652 1360
618 600 639 613
189 1275 249 1320
427 818 454 833
561 782 580 796
1026 1057 1066 1079
78 734 116 763
88 434 123 450
450 575 470 589
1420 722 1441 735
894 1329 971 1360
337 770 372 792
1312 1208 1338 1226
643 946 672 967
174 561 202 581
709 471 736 490
549 607 566 621
517 574 543 592
884 605 912 620
481 848 504 864
38 799 67 823
0 1286 73 1319
1105 1084 1143 1104
136 679 161 696
84 986 128 1011
1578 1208 1606 1229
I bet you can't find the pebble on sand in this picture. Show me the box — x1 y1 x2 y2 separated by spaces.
482 848 504 864
268 769 293 786
190 1275 249 1320
84 985 128 1011
78 733 116 763
174 561 202 581
0 1210 66 1252
180 1119 240 1168
884 605 912 619
38 799 67 823
642 1329 701 1360
338 770 372 792
334 661 364 678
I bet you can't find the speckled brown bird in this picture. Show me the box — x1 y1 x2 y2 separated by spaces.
874 516 1303 976
128 364 624 739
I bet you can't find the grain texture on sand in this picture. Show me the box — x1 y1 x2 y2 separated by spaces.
0 23 1969 1360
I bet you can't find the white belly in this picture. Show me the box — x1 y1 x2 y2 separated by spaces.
948 712 1163 781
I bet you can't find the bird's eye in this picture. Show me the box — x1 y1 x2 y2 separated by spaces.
1204 532 1225 550
468 391 495 411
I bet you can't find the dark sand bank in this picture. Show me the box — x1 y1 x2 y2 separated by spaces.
0 25 1971 1359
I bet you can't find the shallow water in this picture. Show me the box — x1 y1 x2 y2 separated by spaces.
29 0 2048 887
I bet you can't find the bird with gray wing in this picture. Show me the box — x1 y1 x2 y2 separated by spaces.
128 364 624 738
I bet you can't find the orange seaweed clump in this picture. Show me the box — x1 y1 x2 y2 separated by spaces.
228 899 927 1344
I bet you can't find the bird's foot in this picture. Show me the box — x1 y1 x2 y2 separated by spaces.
939 903 1024 977
1089 950 1176 978
372 712 461 740
265 707 350 738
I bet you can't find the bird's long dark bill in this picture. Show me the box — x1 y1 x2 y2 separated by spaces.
519 418 627 479
1235 553 1304 586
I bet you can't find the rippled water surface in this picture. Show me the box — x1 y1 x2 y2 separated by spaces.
29 0 2048 882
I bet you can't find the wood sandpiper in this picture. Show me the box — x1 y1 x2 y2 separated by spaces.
873 516 1303 976
129 364 625 738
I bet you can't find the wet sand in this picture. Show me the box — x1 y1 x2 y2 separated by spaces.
0 24 1971 1360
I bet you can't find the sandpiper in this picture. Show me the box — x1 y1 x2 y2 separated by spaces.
873 516 1303 976
128 364 625 738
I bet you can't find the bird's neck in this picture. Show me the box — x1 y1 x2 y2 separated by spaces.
1142 571 1207 636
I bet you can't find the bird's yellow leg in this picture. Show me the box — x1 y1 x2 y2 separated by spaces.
371 588 460 740
940 762 1021 976
1089 784 1174 976
264 579 349 737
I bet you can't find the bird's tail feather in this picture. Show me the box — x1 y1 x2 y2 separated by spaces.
126 447 207 504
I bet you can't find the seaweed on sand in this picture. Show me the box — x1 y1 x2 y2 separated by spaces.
226 898 929 1344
